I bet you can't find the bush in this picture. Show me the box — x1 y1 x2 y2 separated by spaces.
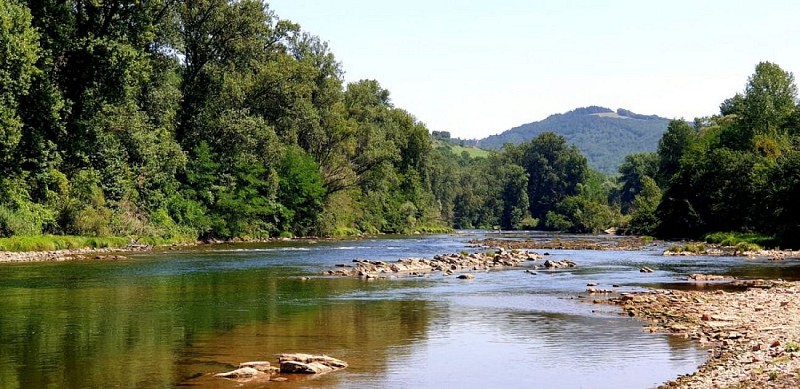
735 242 762 253
704 232 777 248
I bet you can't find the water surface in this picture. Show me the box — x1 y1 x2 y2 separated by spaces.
2 232 797 388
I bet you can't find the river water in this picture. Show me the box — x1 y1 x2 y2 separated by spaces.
2 231 798 388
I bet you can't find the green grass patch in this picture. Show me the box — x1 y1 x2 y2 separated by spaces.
704 232 777 248
0 235 131 252
784 341 800 352
735 242 762 252
448 144 490 159
432 139 491 159
0 234 201 252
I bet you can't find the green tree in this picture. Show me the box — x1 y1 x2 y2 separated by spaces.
656 120 695 186
617 152 659 213
277 146 325 236
519 132 588 220
628 176 661 235
0 0 40 169
742 62 797 136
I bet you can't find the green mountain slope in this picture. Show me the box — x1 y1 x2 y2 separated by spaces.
474 107 671 174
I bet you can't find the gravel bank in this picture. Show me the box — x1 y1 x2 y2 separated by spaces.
0 245 152 263
607 281 800 388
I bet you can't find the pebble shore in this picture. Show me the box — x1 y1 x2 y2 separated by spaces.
607 281 800 388
0 245 152 263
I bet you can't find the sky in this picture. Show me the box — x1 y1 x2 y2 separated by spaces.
268 0 800 139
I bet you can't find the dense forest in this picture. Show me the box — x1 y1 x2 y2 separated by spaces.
619 62 800 247
0 1 797 248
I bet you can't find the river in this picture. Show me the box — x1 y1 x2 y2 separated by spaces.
2 231 798 388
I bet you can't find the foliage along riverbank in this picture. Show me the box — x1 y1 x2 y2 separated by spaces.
1 0 798 248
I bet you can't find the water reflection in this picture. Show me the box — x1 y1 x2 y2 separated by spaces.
0 234 728 388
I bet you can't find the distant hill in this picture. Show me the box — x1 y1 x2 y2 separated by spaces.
471 106 671 174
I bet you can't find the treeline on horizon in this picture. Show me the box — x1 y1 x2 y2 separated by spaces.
0 1 797 248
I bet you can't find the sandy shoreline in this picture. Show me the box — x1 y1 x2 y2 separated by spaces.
606 281 800 388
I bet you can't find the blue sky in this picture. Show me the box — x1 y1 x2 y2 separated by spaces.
269 0 800 139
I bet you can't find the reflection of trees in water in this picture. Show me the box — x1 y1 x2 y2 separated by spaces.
0 265 434 388
727 264 800 281
179 298 434 387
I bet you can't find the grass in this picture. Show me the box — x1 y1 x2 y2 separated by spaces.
448 144 490 159
432 139 492 159
784 341 800 352
0 234 199 252
704 232 777 249
0 235 130 252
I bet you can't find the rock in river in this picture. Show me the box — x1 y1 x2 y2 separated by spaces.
278 353 348 374
217 353 347 381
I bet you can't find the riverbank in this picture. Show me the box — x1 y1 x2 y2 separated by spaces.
0 244 155 263
607 281 800 388
0 228 454 263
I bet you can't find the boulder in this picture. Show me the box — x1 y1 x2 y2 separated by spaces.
457 273 475 280
278 353 348 375
543 259 577 269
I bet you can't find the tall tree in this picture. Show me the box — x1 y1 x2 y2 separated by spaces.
742 61 797 136
0 0 40 170
519 132 588 220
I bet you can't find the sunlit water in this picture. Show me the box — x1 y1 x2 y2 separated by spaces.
2 231 799 388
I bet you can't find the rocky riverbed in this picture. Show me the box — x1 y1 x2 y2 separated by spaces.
323 249 577 278
605 281 800 388
469 237 650 251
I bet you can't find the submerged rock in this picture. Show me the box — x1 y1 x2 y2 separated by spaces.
215 367 264 379
239 361 276 373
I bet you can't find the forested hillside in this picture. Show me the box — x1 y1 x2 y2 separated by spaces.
474 107 670 174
